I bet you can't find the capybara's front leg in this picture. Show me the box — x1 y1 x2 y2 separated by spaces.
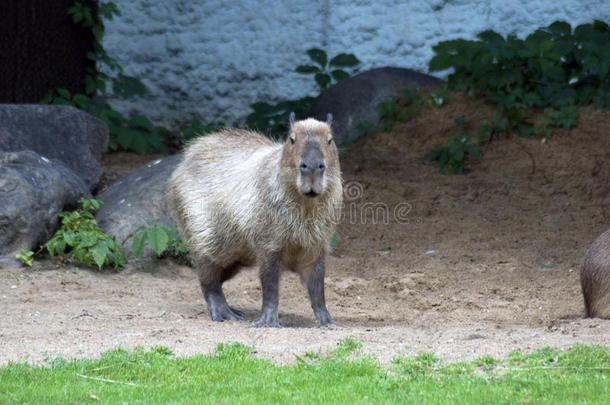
253 254 281 328
308 257 342 326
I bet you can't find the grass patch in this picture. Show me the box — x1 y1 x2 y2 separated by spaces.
0 342 608 404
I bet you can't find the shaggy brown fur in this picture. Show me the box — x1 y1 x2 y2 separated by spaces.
581 228 610 319
168 116 342 327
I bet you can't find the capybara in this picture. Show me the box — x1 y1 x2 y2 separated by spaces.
168 114 342 327
581 228 610 318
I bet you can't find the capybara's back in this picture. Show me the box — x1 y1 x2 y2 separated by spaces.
581 228 610 318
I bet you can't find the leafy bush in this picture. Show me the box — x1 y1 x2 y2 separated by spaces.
425 20 609 173
424 116 481 174
429 20 610 111
44 198 126 270
246 48 360 138
379 86 453 132
123 220 188 260
42 2 220 154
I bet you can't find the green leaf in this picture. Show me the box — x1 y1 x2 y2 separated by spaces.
295 65 320 74
547 21 572 37
99 2 121 19
130 132 153 155
78 232 98 249
128 114 153 129
477 30 505 44
130 229 147 256
315 73 331 89
306 48 327 68
428 54 452 72
57 88 71 99
112 74 148 98
72 94 88 108
113 127 136 149
54 239 66 255
329 53 360 67
63 230 77 246
330 69 350 82
90 242 109 269
91 25 104 41
593 20 610 33
147 227 169 256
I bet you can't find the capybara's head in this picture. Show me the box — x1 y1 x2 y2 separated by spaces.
280 114 340 198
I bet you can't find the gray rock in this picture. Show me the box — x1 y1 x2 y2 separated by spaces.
305 67 444 145
0 104 108 189
95 154 182 251
0 150 90 265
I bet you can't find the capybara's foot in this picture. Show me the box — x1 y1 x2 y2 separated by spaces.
252 312 281 328
210 305 244 322
208 301 244 322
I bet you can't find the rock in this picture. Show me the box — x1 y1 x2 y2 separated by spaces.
95 154 182 251
305 67 444 145
0 104 108 190
0 150 90 265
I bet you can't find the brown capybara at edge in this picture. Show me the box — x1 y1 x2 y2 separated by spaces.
168 114 342 327
581 228 610 319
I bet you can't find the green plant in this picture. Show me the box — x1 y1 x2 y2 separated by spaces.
379 86 453 132
245 96 315 138
425 116 481 174
536 106 578 138
41 2 207 154
429 20 610 135
44 198 126 270
429 20 610 111
123 219 188 259
246 48 360 138
427 20 610 173
295 48 360 90
15 247 35 267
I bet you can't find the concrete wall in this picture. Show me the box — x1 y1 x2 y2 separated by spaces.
103 0 610 128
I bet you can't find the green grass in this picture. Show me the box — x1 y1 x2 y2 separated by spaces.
0 340 608 404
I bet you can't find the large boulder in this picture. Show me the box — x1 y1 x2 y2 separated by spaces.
305 67 444 145
0 104 108 190
0 150 90 265
95 154 182 250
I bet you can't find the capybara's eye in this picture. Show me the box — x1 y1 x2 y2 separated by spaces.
328 138 333 145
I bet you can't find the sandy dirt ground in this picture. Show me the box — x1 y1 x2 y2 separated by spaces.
1 91 609 365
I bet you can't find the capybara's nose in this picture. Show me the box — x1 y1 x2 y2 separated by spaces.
300 161 325 175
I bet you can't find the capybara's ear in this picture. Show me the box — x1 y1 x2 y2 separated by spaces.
326 113 333 126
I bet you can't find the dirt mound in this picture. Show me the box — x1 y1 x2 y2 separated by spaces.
1 92 609 365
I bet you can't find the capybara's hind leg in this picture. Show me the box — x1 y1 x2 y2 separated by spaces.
198 260 243 322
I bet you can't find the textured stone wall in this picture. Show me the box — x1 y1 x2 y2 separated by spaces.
103 0 610 127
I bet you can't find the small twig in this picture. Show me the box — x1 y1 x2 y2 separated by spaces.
76 373 140 386
87 364 120 373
